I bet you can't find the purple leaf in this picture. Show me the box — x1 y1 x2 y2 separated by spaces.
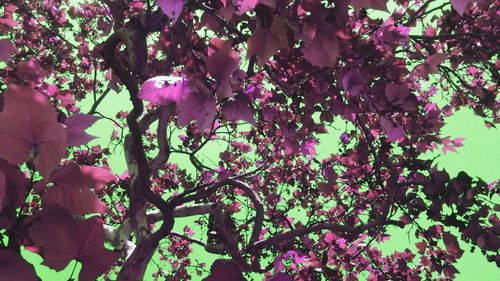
233 0 259 15
48 163 117 190
203 259 246 281
443 232 464 258
0 171 5 210
207 38 240 81
23 208 119 279
17 59 46 85
0 39 17 63
40 163 115 215
75 217 120 281
138 76 187 105
281 125 300 156
302 24 339 68
380 117 405 142
0 5 18 30
247 17 288 65
42 185 111 215
342 68 364 96
65 113 100 146
222 94 255 124
301 138 317 156
139 76 216 131
350 0 388 11
269 272 292 281
451 0 474 16
443 265 459 278
0 159 26 211
0 84 67 178
175 79 216 131
412 53 446 79
274 250 308 273
23 207 79 271
0 250 38 281
374 19 410 48
384 83 417 111
156 0 186 23
206 38 240 99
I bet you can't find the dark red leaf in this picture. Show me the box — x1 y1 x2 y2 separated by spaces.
41 163 116 215
138 76 188 105
301 23 339 68
0 39 17 63
221 94 255 124
49 163 117 190
175 78 216 131
65 114 100 146
0 250 38 281
0 84 67 178
23 207 79 271
247 17 288 65
443 232 464 258
203 259 246 281
0 159 26 209
75 217 120 281
350 0 388 11
23 208 119 279
451 0 474 16
17 59 46 85
156 0 186 23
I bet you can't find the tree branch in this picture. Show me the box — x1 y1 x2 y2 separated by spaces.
100 18 174 280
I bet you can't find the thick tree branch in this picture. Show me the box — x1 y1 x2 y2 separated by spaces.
171 179 264 248
249 210 404 252
169 179 265 270
100 16 173 280
149 108 170 173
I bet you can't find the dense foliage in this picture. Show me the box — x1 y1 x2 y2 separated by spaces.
0 0 499 280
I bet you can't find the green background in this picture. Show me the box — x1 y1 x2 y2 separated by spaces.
21 89 500 280
12 0 500 280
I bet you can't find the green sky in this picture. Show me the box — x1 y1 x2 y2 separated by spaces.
7 0 499 280
20 86 499 280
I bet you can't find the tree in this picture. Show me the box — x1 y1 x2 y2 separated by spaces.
0 0 498 280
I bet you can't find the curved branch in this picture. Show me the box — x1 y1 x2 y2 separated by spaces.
149 108 170 173
169 179 265 271
250 217 404 252
88 88 112 115
228 180 264 248
250 169 403 252
138 108 160 133
171 179 264 248
101 19 173 280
